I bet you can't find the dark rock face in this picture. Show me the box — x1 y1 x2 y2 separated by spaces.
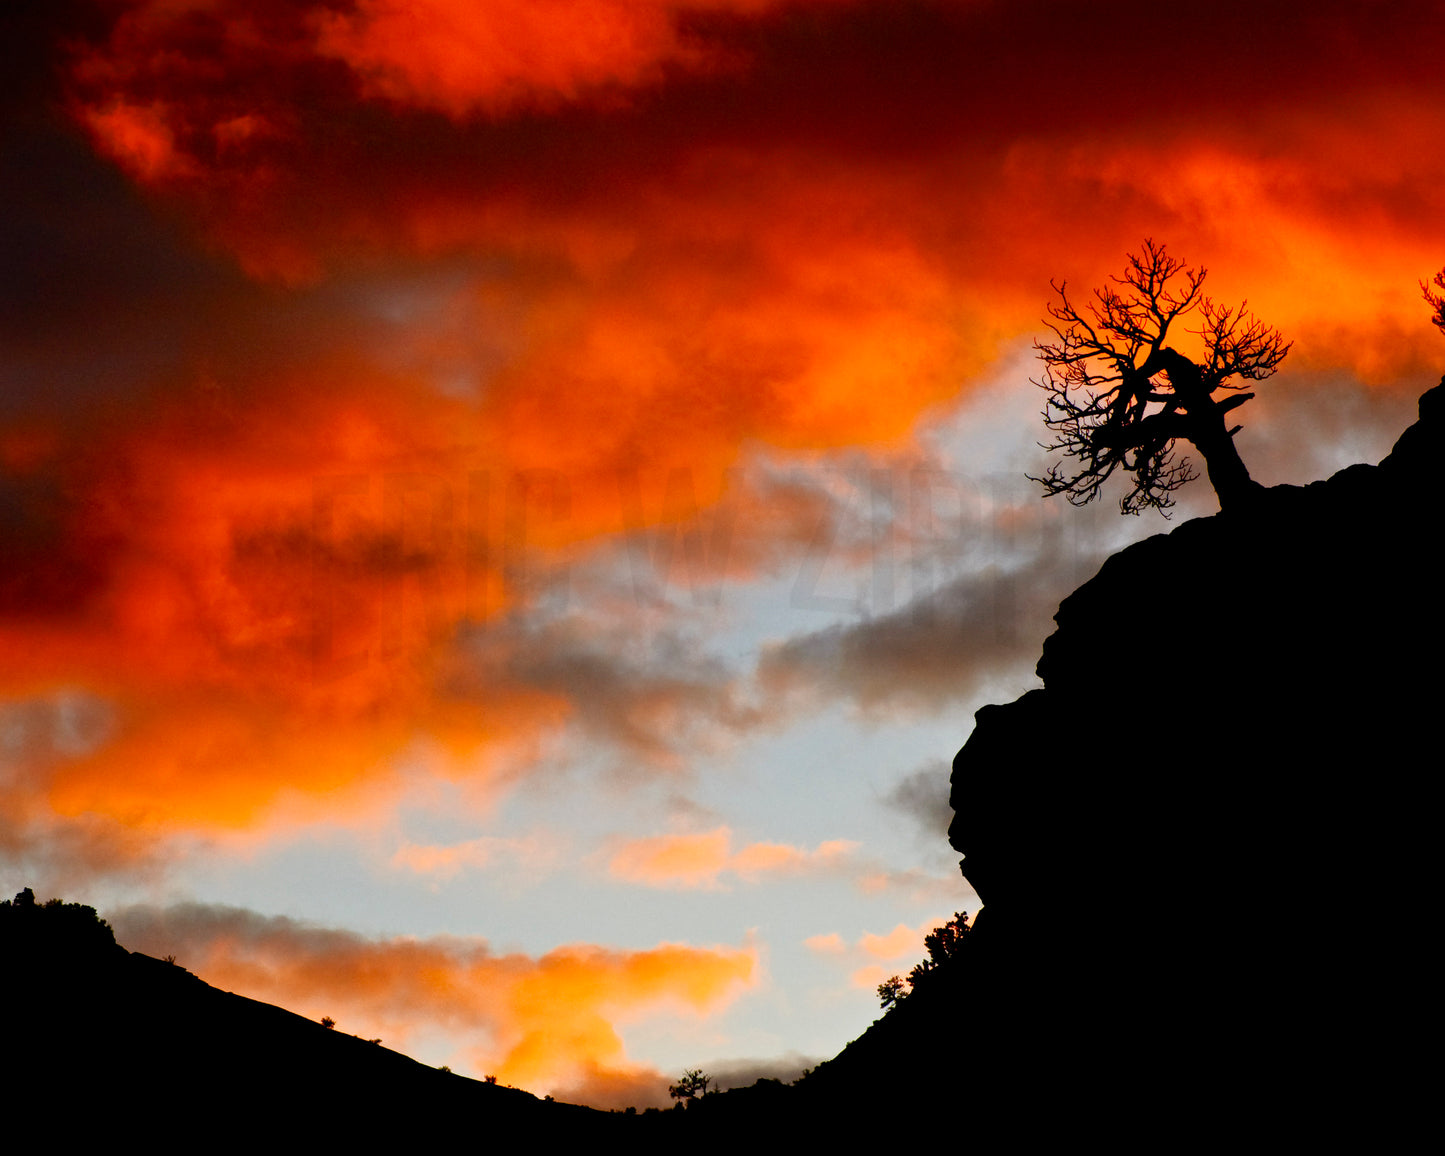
948 381 1443 1139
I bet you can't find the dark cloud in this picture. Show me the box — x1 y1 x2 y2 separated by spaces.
0 470 115 619
0 124 237 399
449 614 764 772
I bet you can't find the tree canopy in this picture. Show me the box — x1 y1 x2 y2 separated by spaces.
1031 240 1290 514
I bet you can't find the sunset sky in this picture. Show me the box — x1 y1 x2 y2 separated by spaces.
3 0 1442 1107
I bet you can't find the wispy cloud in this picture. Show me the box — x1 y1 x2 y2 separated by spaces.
390 832 563 881
803 932 845 955
608 826 858 889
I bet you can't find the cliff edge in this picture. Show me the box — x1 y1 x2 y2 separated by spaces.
946 380 1443 1141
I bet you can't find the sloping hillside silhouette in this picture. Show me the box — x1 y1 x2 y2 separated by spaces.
1 888 615 1144
6 382 1440 1145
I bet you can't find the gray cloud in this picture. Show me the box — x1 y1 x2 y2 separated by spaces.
0 808 166 895
705 1053 821 1091
756 517 1113 717
882 760 953 842
1243 373 1425 488
446 613 764 773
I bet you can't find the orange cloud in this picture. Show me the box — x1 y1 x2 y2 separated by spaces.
313 0 818 117
608 826 858 888
108 902 756 1104
803 932 845 954
12 0 1445 865
1 366 573 832
1 303 835 841
63 4 1445 439
986 119 1445 382
730 838 857 879
847 920 941 989
858 922 922 961
77 100 190 183
849 961 898 991
608 828 733 888
0 349 840 848
390 833 562 881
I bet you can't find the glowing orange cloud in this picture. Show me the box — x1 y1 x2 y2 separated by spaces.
109 902 756 1105
608 827 857 888
0 329 835 840
3 362 578 831
314 0 818 116
14 0 1445 861
66 2 1445 371
497 938 754 1096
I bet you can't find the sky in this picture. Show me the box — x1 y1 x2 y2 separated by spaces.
3 0 1442 1108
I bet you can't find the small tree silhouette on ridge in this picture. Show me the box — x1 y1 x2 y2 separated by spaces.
1031 239 1290 514
668 1068 711 1106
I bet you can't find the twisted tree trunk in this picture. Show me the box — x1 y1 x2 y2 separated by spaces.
1156 347 1261 509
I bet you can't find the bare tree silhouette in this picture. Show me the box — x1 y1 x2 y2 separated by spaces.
1031 240 1290 514
1423 266 1445 334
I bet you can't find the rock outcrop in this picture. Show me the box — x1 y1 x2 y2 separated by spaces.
948 381 1443 1141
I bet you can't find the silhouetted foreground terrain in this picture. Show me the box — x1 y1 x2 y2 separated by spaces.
6 383 1441 1145
946 379 1444 1143
0 889 614 1143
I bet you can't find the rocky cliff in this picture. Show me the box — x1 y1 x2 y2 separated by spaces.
947 381 1443 1142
